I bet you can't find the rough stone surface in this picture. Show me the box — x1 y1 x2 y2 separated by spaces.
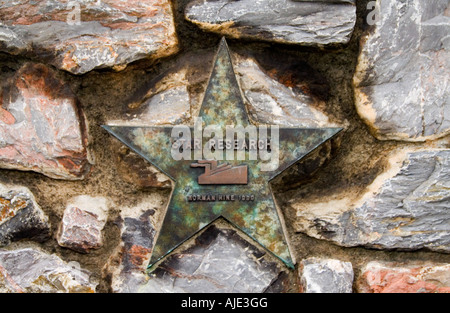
141 225 285 293
299 258 354 293
354 0 450 141
0 247 96 293
114 142 172 189
57 196 108 253
294 149 450 253
0 248 97 293
185 0 356 46
112 69 192 127
105 197 287 293
0 183 50 247
357 262 450 293
110 51 337 128
234 54 339 128
0 0 179 75
103 195 163 293
0 63 91 180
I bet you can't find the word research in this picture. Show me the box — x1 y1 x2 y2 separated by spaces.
171 118 280 171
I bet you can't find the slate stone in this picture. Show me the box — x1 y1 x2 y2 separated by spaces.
185 0 356 46
110 51 337 128
300 258 354 293
294 149 450 253
106 207 288 293
141 225 286 293
103 195 161 293
234 54 338 128
354 0 450 141
0 63 91 180
0 0 179 75
357 262 450 293
0 247 96 293
0 183 50 247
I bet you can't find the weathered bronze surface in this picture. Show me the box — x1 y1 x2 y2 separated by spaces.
104 38 342 270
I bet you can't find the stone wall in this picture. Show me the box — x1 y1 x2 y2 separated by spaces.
0 0 449 293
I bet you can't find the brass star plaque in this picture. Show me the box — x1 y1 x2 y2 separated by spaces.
104 38 342 270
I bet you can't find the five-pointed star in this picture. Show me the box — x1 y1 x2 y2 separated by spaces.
104 38 342 269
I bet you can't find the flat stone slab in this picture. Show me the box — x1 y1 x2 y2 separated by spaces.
185 0 356 46
234 55 337 128
142 226 285 293
300 258 354 293
0 0 179 74
0 63 91 180
105 200 287 293
0 247 96 293
294 148 450 253
354 0 450 141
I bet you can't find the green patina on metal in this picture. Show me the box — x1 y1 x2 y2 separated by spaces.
104 38 342 270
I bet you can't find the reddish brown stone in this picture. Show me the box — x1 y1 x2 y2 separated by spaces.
358 262 450 293
0 107 15 125
124 245 152 270
0 63 91 180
